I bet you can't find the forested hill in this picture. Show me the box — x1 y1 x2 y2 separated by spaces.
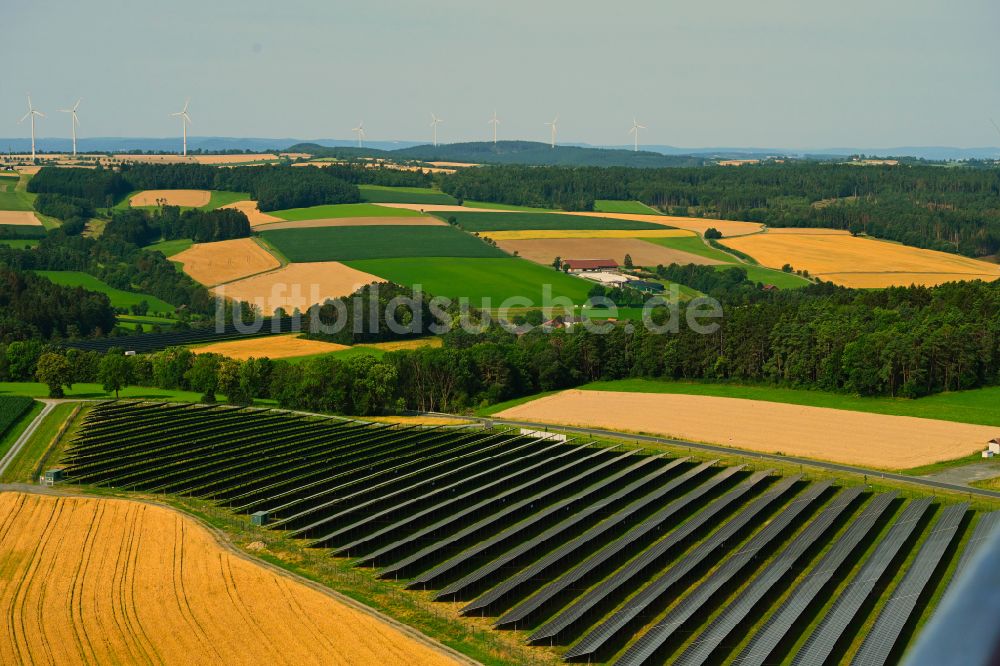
441 163 1000 257
286 141 707 168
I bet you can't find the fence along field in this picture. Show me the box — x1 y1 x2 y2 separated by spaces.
0 492 458 666
60 401 994 665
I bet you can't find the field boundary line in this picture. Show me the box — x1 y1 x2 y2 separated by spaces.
0 484 480 666
0 401 54 479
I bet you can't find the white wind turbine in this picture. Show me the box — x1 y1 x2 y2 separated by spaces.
170 99 192 156
489 111 500 144
18 95 45 160
59 99 82 157
353 121 366 148
546 116 559 148
430 113 443 147
629 117 646 152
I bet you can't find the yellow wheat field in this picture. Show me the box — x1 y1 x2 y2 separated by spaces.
484 229 694 240
130 189 212 207
0 211 42 226
213 261 385 315
496 389 1000 469
361 337 444 351
720 233 1000 287
192 334 350 360
220 199 282 228
0 492 459 666
173 238 281 286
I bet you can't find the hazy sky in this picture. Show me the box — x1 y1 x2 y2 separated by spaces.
4 0 999 148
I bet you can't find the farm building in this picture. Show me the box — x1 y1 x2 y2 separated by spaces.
580 271 631 285
987 437 1000 454
562 259 619 272
629 280 665 293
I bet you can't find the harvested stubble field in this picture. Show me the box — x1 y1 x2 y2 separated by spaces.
192 334 349 360
496 389 1000 469
484 229 692 240
720 232 1000 287
130 189 212 207
111 153 282 165
559 211 765 237
260 225 507 262
259 216 447 231
213 261 385 315
0 492 457 666
172 238 281 286
495 237 723 267
0 211 41 226
220 199 281 227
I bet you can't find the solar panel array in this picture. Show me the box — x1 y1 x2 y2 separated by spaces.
64 401 992 665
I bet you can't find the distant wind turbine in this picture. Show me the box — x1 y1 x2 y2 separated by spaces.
629 118 646 152
18 95 45 161
170 99 192 156
430 113 443 147
489 111 500 144
546 116 559 148
353 121 366 148
59 99 82 157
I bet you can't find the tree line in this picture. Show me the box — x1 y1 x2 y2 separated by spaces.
0 265 116 343
439 163 1000 257
105 207 250 245
8 277 1000 411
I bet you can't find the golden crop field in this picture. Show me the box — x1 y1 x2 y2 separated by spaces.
0 492 459 666
496 389 999 469
130 189 212 207
721 232 1000 287
0 211 42 226
362 337 444 351
220 199 282 228
173 238 281 286
495 237 721 267
192 334 349 360
484 229 693 240
213 261 384 315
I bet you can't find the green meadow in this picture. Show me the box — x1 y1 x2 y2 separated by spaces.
270 203 424 221
260 225 507 262
34 270 175 314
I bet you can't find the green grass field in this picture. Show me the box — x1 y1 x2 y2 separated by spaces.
202 190 250 210
345 257 596 305
260 225 507 262
0 239 39 249
283 345 387 364
0 402 78 484
145 238 194 257
35 270 175 314
576 378 1000 428
0 189 34 211
643 235 812 288
735 264 813 288
0 174 19 192
594 200 660 214
0 401 42 464
359 185 458 206
441 211 668 231
270 203 424 221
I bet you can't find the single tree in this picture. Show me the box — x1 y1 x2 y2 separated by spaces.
552 256 562 271
185 354 221 403
98 351 131 399
704 227 722 239
35 352 73 398
624 254 634 269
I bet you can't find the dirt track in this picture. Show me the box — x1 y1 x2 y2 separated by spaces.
496 389 999 469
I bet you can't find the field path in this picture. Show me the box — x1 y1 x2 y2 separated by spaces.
0 401 54 478
0 490 471 666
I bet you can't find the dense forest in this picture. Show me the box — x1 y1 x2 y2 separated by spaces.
105 207 250 245
0 265 116 343
28 164 363 211
11 278 998 410
440 163 1000 257
0 230 214 318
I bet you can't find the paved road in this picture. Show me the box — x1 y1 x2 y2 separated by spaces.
427 412 1000 501
0 400 56 478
